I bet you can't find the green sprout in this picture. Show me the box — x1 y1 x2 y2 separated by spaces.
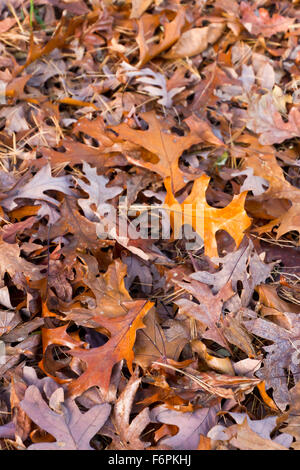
214 151 229 167
29 0 45 28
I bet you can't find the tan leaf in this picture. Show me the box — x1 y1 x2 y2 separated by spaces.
109 372 151 449
230 419 289 450
130 0 153 19
165 23 225 59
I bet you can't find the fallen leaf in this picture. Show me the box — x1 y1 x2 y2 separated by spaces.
244 313 300 410
0 240 43 283
151 403 220 450
174 279 234 349
64 258 133 323
111 111 204 192
191 239 272 305
165 23 225 59
134 307 188 368
164 174 251 258
191 340 234 375
208 413 292 450
282 382 300 449
240 2 294 38
75 161 122 222
244 152 300 239
20 385 111 450
68 300 153 396
18 15 89 73
1 164 74 211
136 9 186 67
108 372 151 449
130 0 153 19
120 62 184 108
247 94 300 145
231 167 269 197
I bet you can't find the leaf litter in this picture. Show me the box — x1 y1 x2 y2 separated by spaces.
0 0 299 452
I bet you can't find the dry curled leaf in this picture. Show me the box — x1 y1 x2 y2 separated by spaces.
108 372 151 449
165 23 225 59
136 8 186 67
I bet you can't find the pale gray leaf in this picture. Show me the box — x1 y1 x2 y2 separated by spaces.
151 404 220 450
244 313 300 409
76 162 122 221
232 167 269 196
191 240 272 306
2 164 74 211
121 62 184 108
20 385 111 450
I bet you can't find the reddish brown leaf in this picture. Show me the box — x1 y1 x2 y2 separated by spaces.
68 300 153 396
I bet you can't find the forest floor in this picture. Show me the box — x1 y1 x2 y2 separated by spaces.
0 0 299 451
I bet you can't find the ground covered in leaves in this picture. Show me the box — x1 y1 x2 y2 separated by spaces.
0 0 300 451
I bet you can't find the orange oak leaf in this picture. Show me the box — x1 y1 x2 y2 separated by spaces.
42 139 126 168
72 116 114 148
38 323 85 384
111 112 205 192
164 175 252 258
68 300 153 397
